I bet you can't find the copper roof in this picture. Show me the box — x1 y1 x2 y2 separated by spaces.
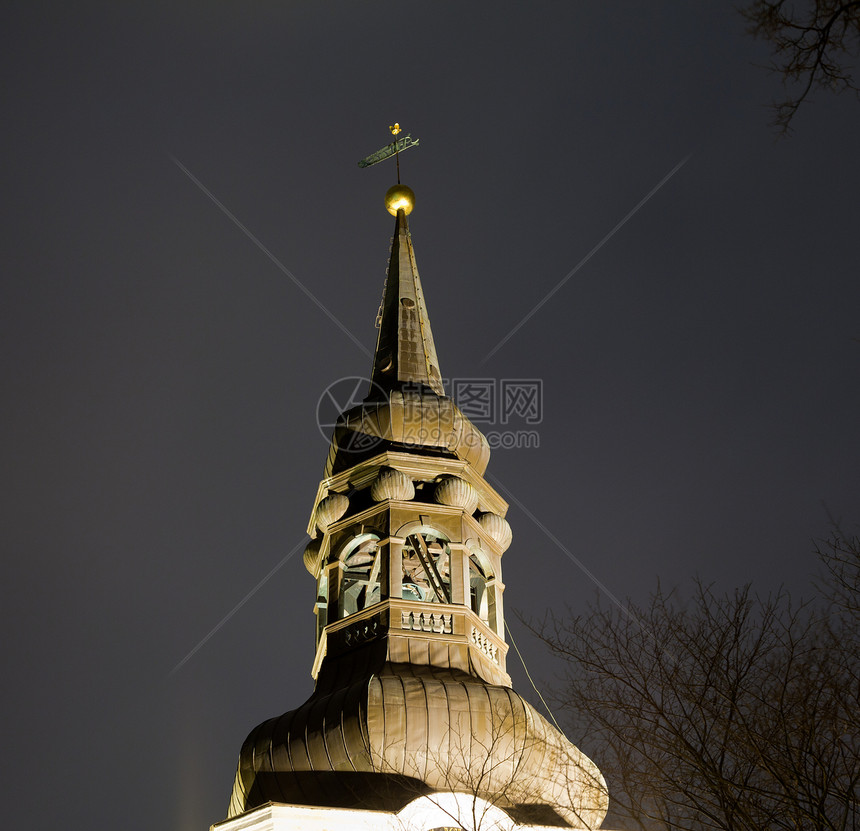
228 657 607 828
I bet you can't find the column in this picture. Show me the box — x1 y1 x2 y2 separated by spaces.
448 543 471 607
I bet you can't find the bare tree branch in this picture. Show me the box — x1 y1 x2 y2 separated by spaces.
742 0 860 131
528 551 859 831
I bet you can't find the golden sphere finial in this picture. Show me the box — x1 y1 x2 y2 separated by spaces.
385 184 415 216
389 123 402 136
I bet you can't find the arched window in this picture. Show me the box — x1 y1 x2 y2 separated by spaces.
315 572 328 642
338 534 381 618
402 528 451 604
469 553 490 622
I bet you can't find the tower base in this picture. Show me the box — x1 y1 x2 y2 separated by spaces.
213 793 603 831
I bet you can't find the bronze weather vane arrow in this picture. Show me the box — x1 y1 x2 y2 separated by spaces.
357 122 420 183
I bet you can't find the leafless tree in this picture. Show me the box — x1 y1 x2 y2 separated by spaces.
531 533 859 831
369 694 608 831
742 1 860 131
816 528 860 622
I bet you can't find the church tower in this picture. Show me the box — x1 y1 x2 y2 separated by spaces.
214 183 609 831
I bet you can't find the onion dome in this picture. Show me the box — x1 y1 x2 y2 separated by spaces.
434 475 479 513
228 662 607 829
324 389 490 477
478 511 513 552
302 540 323 576
370 467 415 501
315 493 349 533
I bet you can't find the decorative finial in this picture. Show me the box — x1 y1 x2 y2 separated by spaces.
384 184 415 216
357 123 419 209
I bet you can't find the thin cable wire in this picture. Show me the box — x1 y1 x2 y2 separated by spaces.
505 620 565 735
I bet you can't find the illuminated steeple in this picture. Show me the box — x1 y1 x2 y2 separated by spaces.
370 191 444 397
322 188 489 477
217 184 609 831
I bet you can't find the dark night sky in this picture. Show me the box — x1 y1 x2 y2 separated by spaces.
1 3 858 830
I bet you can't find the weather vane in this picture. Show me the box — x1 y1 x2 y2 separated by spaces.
357 122 420 184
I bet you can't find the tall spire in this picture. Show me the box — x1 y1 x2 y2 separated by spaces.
220 172 609 831
322 183 489 478
370 188 444 397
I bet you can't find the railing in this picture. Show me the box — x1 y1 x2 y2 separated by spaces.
400 609 453 634
319 598 507 671
470 626 499 664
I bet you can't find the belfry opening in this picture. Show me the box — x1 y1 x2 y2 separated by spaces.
211 180 610 831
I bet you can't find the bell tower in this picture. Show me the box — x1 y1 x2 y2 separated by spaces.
214 183 609 831
304 183 509 692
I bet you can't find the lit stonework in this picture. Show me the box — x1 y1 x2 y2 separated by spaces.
213 187 609 831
